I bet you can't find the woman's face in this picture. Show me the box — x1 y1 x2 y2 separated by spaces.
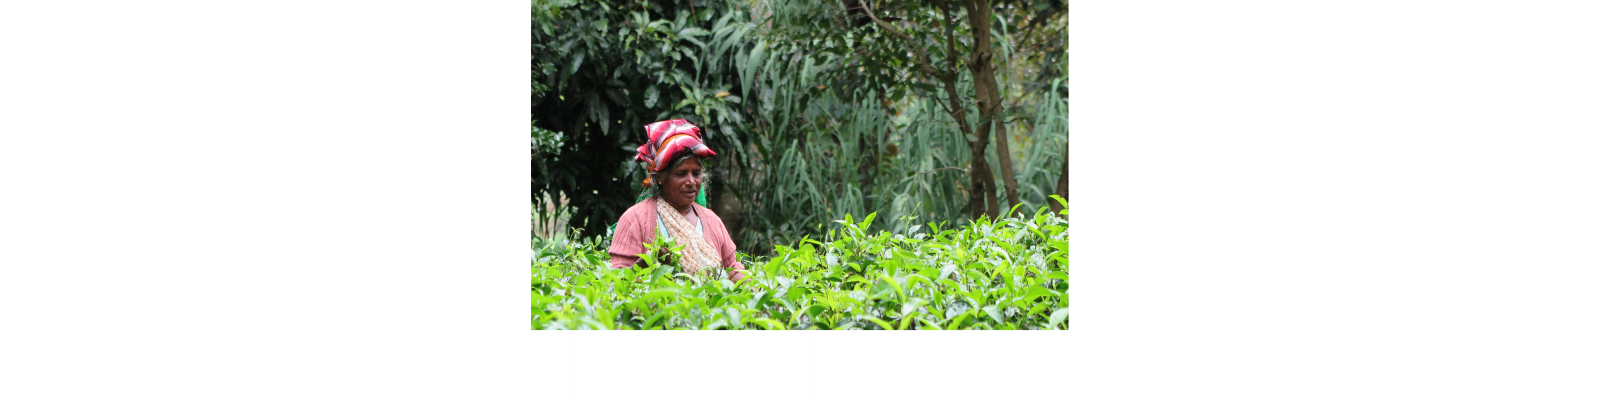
660 157 703 210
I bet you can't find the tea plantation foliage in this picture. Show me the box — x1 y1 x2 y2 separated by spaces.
531 200 1067 330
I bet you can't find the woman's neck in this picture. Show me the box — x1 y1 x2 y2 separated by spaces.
661 197 693 215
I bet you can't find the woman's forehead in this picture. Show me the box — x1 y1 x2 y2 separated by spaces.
669 157 702 171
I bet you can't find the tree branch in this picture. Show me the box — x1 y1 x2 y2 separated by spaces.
859 0 944 79
938 0 961 78
929 94 956 117
1012 6 1065 59
859 0 913 42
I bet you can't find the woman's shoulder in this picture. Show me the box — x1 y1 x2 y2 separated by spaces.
691 203 725 226
691 203 737 251
616 198 658 225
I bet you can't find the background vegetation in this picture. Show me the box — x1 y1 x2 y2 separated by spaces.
533 0 1067 254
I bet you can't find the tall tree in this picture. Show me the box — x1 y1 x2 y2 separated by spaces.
766 0 1066 220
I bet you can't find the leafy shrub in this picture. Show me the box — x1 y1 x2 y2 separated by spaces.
531 198 1068 330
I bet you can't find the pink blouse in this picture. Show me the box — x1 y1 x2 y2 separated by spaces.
607 197 746 281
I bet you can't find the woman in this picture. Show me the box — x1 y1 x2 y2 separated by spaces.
608 119 746 282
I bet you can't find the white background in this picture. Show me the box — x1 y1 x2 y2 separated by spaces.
3 1 1598 399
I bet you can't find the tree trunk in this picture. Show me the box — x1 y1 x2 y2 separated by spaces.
931 57 994 222
972 146 1000 219
919 0 1000 222
992 108 1021 214
960 0 1008 220
962 0 1020 216
1051 141 1068 214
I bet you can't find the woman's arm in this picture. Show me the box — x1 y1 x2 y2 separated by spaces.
607 215 646 269
705 216 746 282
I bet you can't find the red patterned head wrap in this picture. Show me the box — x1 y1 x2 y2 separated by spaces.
635 119 717 188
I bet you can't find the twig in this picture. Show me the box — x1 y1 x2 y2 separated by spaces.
1012 6 1066 60
859 0 912 41
860 0 943 79
929 94 956 116
1014 21 1040 57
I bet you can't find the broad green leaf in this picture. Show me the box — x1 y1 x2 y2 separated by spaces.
740 39 766 100
752 318 786 330
643 85 660 108
860 316 895 330
898 312 917 330
879 273 905 301
1028 303 1048 317
1048 195 1068 214
982 305 1004 324
1048 308 1069 328
947 312 971 330
560 52 584 83
1021 286 1056 303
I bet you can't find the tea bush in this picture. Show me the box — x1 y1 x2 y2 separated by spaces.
531 198 1068 330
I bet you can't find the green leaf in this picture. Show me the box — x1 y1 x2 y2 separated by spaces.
1021 286 1056 303
1048 308 1069 328
643 85 660 108
982 305 1004 324
860 316 895 330
741 40 767 100
752 318 787 330
1049 195 1068 214
678 27 710 37
947 312 971 330
725 308 742 327
879 273 905 301
561 51 585 83
1027 303 1048 317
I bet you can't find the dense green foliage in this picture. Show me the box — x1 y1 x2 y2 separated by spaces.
533 0 1068 253
531 199 1068 330
532 0 755 238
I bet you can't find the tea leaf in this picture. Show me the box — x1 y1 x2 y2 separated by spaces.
1048 308 1069 328
860 316 895 330
982 305 1004 324
534 204 1068 330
